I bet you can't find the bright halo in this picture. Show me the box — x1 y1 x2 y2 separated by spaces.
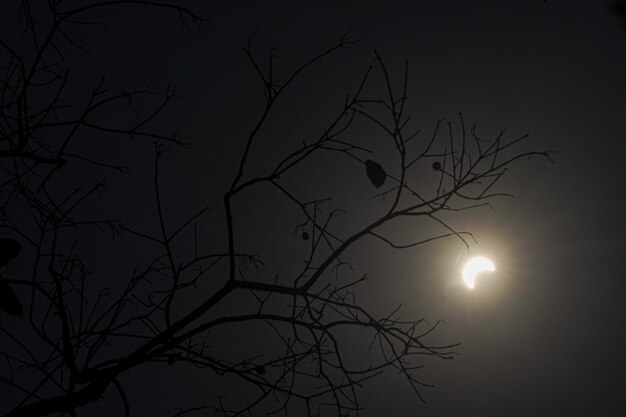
462 257 495 289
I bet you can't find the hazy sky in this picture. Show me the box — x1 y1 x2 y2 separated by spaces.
136 3 626 414
2 1 625 416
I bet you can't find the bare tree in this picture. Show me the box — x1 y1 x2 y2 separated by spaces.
0 2 552 416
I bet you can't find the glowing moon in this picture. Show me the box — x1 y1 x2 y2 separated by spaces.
462 257 495 289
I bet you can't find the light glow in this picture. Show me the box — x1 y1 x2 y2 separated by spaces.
462 257 495 289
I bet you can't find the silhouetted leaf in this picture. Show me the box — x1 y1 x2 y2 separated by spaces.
365 160 386 188
0 279 23 317
302 232 309 241
432 161 442 171
255 365 266 375
0 238 20 267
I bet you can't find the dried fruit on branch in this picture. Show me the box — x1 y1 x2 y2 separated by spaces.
365 160 386 188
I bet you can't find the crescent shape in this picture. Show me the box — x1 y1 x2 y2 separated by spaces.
462 257 495 289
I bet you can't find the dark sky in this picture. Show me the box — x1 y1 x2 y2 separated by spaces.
2 1 626 416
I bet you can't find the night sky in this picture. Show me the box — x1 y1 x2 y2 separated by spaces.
1 1 626 416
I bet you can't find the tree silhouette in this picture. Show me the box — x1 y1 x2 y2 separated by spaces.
0 2 552 416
